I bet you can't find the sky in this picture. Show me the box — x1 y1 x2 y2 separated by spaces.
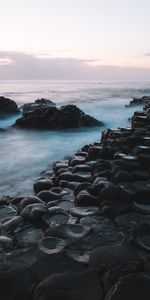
0 0 150 79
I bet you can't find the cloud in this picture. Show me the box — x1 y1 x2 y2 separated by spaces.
0 50 150 80
143 52 150 57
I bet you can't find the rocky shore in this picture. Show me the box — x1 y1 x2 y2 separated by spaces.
0 97 150 299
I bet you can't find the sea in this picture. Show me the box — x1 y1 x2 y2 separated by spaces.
0 80 149 196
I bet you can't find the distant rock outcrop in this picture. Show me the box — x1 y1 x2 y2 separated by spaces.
14 103 104 130
125 95 150 107
0 96 20 117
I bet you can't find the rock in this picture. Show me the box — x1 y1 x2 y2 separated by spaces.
42 207 69 227
34 179 53 194
124 222 150 251
114 170 134 183
15 226 44 245
70 206 100 218
0 236 13 251
58 224 91 240
33 268 103 300
18 196 45 213
21 98 56 114
37 190 61 203
14 104 103 130
20 203 48 223
2 216 24 234
75 190 99 206
0 205 16 222
38 237 66 254
104 274 150 300
0 96 20 117
115 212 150 230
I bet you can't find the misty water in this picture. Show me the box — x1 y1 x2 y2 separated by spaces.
0 80 149 196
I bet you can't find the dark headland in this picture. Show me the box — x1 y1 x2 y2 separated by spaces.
0 96 150 299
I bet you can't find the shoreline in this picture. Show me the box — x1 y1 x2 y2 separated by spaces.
0 99 150 299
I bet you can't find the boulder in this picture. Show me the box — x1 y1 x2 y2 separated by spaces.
20 98 56 114
14 104 104 130
0 96 20 117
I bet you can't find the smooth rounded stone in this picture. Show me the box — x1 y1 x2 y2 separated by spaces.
132 202 150 214
75 151 88 157
80 216 117 234
42 207 69 227
74 182 91 196
0 205 16 222
72 164 91 173
70 206 100 218
57 168 68 175
56 200 75 211
59 171 75 182
50 187 63 194
32 268 103 300
37 190 61 203
69 156 86 167
11 196 24 208
73 172 92 182
99 184 130 203
38 237 66 255
2 216 24 233
115 212 150 230
18 196 45 213
21 203 48 222
75 190 99 206
66 181 80 191
53 161 68 172
15 226 44 244
104 274 150 300
60 224 91 240
0 236 13 251
34 179 53 194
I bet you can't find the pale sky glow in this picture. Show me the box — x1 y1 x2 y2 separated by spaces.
0 0 150 79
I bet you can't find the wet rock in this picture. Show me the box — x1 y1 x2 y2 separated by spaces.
70 206 100 218
37 190 61 203
42 207 69 227
18 196 45 213
80 216 118 234
20 203 48 223
0 205 16 222
114 170 134 182
124 222 150 251
0 236 13 251
104 274 150 300
75 190 99 206
2 216 24 234
34 179 53 194
132 202 150 214
115 212 150 230
21 98 56 114
38 236 66 254
0 96 20 117
59 223 91 240
33 268 103 300
74 182 91 196
14 104 103 130
15 226 44 245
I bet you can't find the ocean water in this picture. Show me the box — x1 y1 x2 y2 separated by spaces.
0 80 149 196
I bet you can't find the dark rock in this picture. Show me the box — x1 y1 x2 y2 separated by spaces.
114 170 134 182
70 206 100 218
33 268 103 300
75 190 99 206
21 98 56 114
104 274 150 300
37 190 61 203
38 236 66 254
15 226 44 245
14 104 103 130
0 96 20 117
34 179 53 194
0 236 13 251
